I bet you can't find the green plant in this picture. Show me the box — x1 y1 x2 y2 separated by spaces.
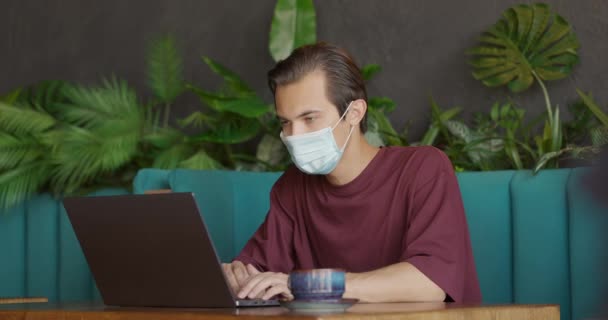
181 0 317 171
444 102 539 171
0 35 218 209
269 0 316 62
533 90 608 172
468 2 580 170
0 78 145 208
147 35 184 128
0 0 322 209
418 97 462 147
183 57 274 169
360 64 406 147
577 89 608 146
563 97 599 144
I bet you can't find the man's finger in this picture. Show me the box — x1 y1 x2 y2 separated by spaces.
262 284 291 300
222 263 239 293
246 264 260 275
247 275 283 299
232 260 245 271
238 273 266 299
233 263 249 286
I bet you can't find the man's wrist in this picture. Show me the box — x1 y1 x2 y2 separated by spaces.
344 272 363 299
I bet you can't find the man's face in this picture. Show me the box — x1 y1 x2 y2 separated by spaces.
275 71 352 148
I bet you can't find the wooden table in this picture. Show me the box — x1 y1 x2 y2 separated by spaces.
0 302 559 320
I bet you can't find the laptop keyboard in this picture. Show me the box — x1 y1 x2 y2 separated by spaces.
236 299 279 307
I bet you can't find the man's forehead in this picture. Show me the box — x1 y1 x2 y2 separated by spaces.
275 105 325 119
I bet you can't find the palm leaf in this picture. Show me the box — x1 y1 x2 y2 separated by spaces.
0 88 22 104
146 35 184 104
19 80 69 114
0 161 52 210
468 3 579 93
269 0 316 62
50 120 140 194
0 133 46 170
0 102 56 135
58 78 142 128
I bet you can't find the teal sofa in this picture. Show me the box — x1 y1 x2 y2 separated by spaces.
0 168 606 320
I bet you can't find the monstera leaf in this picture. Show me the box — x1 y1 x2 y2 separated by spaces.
468 3 579 93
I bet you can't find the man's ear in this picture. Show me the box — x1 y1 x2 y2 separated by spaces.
347 99 368 127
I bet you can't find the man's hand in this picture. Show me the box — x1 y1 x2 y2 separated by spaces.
222 261 256 294
237 265 293 300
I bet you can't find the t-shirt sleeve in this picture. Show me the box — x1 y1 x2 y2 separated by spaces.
399 148 473 303
234 179 295 273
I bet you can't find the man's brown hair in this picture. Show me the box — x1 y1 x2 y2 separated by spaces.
268 42 368 132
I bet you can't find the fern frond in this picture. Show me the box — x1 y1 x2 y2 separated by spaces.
0 161 52 210
147 36 184 104
0 102 56 135
0 132 47 169
59 78 142 128
50 124 140 194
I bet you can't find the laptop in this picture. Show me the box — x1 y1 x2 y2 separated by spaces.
63 192 279 308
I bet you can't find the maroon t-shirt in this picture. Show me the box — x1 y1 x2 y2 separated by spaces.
235 146 481 303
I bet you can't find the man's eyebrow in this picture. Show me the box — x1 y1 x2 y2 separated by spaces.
277 109 321 121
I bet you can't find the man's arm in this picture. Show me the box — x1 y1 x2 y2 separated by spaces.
344 262 446 303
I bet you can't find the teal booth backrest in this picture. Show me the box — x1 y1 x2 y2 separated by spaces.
0 168 605 320
132 167 607 320
0 188 128 302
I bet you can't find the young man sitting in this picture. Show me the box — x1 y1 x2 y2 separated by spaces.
222 42 481 304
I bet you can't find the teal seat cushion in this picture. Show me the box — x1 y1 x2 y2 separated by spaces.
568 168 608 320
457 170 515 304
510 169 571 320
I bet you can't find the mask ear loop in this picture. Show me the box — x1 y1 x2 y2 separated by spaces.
332 101 355 152
340 126 355 152
331 101 354 130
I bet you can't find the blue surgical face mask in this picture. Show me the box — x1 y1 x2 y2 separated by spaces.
280 102 355 175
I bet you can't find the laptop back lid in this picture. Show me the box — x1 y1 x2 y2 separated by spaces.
63 192 236 308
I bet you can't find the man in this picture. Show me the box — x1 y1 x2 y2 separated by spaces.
222 42 481 303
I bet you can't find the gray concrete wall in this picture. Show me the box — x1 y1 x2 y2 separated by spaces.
2 0 606 138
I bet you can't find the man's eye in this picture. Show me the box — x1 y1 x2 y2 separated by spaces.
280 120 289 127
304 117 315 122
